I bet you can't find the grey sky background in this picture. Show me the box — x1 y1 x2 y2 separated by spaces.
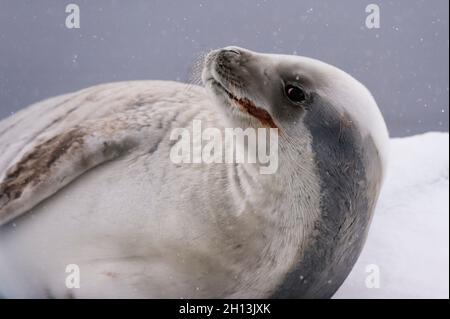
0 0 448 137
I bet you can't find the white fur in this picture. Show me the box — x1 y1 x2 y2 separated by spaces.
0 80 321 298
0 49 388 298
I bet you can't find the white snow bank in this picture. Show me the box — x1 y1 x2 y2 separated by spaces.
335 132 449 299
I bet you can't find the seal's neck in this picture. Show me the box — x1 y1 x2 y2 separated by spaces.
233 129 322 227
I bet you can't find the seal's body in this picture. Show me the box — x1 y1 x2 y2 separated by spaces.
0 47 388 298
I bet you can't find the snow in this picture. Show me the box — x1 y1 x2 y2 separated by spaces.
335 132 449 299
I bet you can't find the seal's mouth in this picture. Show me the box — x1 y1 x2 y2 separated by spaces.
209 78 278 129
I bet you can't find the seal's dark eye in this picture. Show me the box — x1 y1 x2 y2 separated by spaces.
285 84 306 103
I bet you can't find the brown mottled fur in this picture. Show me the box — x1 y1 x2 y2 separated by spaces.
0 129 85 207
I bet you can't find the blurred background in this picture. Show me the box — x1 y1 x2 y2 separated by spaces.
0 0 448 137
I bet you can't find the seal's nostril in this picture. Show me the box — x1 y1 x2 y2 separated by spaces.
223 46 242 56
216 47 242 65
226 48 241 56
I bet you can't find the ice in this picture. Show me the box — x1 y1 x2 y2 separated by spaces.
335 132 449 299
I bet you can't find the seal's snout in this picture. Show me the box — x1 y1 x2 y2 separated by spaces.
202 46 278 129
202 47 245 89
201 46 252 85
220 46 244 60
216 46 254 67
216 47 245 68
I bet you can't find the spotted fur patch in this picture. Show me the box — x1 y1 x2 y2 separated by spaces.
0 128 85 209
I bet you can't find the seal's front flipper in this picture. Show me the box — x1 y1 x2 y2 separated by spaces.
0 117 143 227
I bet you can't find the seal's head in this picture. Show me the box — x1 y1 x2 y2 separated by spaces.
203 47 390 298
202 46 389 173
